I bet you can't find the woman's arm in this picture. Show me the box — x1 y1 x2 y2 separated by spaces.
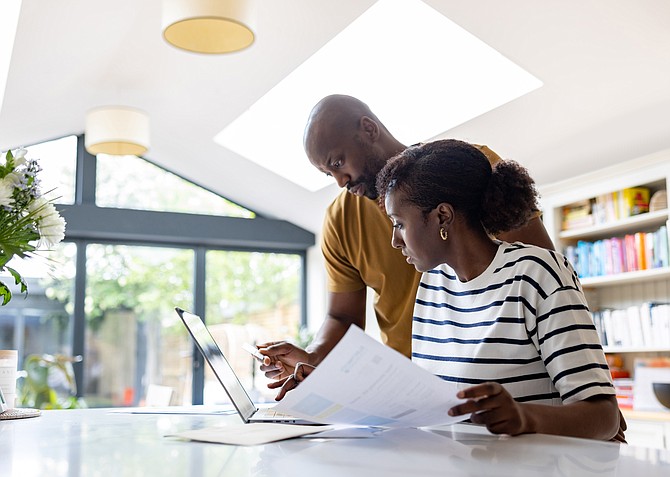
448 382 621 440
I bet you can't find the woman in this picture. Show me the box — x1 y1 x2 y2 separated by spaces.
273 139 624 441
375 139 623 441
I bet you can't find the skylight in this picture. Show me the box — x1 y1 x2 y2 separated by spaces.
215 0 542 192
0 1 22 117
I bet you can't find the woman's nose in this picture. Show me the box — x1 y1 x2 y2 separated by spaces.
391 230 402 249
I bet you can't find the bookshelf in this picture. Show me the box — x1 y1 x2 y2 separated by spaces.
539 150 670 356
539 148 670 447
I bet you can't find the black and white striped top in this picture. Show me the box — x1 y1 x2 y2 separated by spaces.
412 242 615 405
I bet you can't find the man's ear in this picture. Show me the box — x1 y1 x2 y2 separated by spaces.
359 116 380 142
436 203 454 228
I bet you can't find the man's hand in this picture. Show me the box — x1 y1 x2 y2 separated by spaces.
448 382 531 436
267 362 316 401
256 341 312 381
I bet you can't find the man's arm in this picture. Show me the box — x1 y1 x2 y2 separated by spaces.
258 288 367 380
306 288 367 362
497 215 555 250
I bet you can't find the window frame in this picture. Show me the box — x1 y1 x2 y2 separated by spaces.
60 135 314 403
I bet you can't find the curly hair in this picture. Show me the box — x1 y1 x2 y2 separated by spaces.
376 139 539 236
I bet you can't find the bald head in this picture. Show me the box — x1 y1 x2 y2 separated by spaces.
302 95 405 200
303 95 384 157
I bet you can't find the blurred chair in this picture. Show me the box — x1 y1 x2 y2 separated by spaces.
144 384 173 407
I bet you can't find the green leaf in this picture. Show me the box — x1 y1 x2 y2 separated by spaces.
6 266 29 294
0 280 11 305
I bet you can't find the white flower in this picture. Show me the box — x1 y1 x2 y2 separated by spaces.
13 148 27 166
38 212 66 247
0 148 67 305
29 197 66 247
0 180 13 207
3 171 22 188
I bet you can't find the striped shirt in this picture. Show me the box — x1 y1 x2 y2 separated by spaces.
412 242 614 405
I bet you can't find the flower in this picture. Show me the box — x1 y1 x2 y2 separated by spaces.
0 148 67 305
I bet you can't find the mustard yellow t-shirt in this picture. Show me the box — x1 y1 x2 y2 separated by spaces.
321 143 502 358
322 190 420 357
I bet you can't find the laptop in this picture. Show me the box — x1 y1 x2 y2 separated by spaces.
175 307 321 425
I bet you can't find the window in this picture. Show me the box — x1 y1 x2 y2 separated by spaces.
95 154 254 218
205 251 303 403
0 242 76 405
2 134 313 409
24 135 77 205
83 244 194 407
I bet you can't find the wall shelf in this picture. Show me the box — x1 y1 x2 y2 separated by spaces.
559 209 668 241
539 150 670 447
580 267 670 288
603 346 670 353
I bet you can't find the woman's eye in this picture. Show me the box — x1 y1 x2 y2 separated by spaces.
392 223 403 230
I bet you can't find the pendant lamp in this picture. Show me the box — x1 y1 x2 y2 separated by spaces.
162 0 255 54
85 106 150 156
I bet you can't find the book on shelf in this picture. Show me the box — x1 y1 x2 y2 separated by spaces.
594 302 670 349
562 186 653 230
561 199 593 230
613 378 634 409
564 225 669 278
620 186 650 217
634 232 646 270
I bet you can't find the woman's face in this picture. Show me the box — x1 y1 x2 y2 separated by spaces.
385 189 446 272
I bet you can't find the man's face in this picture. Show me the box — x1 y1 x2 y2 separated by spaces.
306 126 387 200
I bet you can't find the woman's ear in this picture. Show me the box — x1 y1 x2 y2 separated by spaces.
359 116 380 142
436 203 454 228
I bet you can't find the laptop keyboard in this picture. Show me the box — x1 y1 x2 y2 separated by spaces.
257 408 295 419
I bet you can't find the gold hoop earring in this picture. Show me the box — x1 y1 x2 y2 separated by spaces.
440 227 448 241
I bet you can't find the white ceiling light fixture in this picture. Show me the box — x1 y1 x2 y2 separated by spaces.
85 106 150 156
162 0 255 54
215 0 543 192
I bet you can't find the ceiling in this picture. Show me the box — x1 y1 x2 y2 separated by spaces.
2 0 670 234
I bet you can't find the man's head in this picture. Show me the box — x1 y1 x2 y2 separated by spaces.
303 95 400 200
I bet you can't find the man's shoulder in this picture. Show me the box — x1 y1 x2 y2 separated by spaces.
326 190 382 217
473 144 502 166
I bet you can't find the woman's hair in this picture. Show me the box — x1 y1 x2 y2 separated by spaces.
375 139 539 236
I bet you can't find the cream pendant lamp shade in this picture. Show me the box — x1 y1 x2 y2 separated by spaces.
85 107 150 156
162 0 255 54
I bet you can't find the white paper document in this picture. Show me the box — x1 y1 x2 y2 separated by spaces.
168 423 332 446
274 326 467 428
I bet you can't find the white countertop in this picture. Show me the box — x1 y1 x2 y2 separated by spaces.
1 408 669 477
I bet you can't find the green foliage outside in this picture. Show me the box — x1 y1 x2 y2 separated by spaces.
44 245 301 333
18 354 87 409
205 250 301 325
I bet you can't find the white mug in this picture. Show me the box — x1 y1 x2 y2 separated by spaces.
0 350 18 409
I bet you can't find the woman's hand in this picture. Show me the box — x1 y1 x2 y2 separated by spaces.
268 362 316 401
448 382 532 436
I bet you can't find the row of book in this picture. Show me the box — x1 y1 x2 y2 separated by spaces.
592 303 670 349
613 378 634 409
563 226 669 278
561 187 652 230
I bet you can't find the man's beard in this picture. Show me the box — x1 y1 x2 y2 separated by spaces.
347 171 379 200
350 142 388 200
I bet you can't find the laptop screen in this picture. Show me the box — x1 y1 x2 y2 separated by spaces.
176 308 256 421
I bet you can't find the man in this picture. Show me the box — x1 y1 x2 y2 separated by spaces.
259 94 554 381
